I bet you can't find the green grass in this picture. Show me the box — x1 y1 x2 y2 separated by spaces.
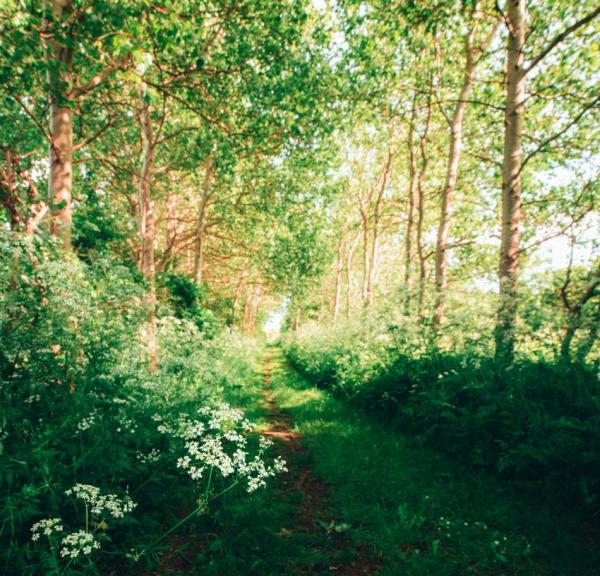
270 356 598 576
186 348 598 575
187 348 359 576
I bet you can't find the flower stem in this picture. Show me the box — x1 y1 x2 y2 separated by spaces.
138 504 203 557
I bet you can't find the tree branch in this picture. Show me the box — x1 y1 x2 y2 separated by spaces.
9 95 51 143
521 96 599 169
525 6 600 74
73 118 115 151
70 56 131 99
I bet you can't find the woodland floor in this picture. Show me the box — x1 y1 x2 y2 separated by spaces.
150 347 598 576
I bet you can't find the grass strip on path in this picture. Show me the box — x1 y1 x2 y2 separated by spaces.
270 352 598 576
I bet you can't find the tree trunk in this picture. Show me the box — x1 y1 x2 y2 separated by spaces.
368 149 392 308
193 157 214 284
231 279 242 327
345 230 360 318
248 285 261 333
416 169 426 315
361 210 370 306
560 318 578 362
416 83 433 316
404 95 418 315
333 238 343 320
434 9 481 326
45 0 74 249
367 229 379 307
138 83 157 371
495 0 526 363
163 185 179 271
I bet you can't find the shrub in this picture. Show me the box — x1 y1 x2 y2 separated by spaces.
283 314 600 516
0 235 282 575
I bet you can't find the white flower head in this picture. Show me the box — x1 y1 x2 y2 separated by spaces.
31 518 64 542
65 483 136 518
60 530 100 558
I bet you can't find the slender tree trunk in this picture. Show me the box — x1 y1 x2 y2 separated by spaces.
231 279 242 327
345 230 360 318
561 319 578 362
45 0 74 248
138 83 157 371
368 149 392 308
242 292 251 332
404 95 418 315
361 210 370 306
495 0 526 363
333 238 343 320
293 307 301 334
434 10 482 326
416 176 426 315
248 285 261 333
368 229 379 307
559 260 600 362
193 157 214 284
416 84 433 316
163 186 178 270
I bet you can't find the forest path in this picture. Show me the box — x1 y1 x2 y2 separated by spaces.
259 347 380 576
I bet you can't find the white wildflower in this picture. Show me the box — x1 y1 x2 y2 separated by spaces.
76 410 99 432
31 518 63 542
65 484 136 518
60 531 100 558
136 448 161 464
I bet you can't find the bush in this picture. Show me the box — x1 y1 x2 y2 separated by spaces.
283 313 600 516
0 235 281 575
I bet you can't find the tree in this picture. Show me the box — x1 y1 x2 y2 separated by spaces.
495 0 600 362
434 2 499 326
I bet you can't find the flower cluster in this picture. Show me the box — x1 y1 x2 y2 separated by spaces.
31 484 136 564
136 448 161 464
435 515 531 563
171 403 287 493
65 484 136 518
60 530 100 558
31 518 64 541
115 416 138 434
76 409 99 432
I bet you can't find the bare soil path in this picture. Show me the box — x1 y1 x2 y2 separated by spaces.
259 347 380 576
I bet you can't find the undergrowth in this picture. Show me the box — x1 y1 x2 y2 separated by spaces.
271 364 600 576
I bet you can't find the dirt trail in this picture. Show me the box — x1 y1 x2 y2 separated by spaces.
260 348 380 576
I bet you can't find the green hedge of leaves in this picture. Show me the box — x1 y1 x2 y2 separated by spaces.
284 318 600 516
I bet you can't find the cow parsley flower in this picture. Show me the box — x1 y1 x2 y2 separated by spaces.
65 484 136 518
137 448 161 464
31 518 63 541
170 403 287 494
76 410 99 433
60 530 100 558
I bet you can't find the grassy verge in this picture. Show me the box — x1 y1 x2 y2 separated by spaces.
188 347 354 575
270 360 598 576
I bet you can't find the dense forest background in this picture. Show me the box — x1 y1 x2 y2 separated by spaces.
0 0 599 574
